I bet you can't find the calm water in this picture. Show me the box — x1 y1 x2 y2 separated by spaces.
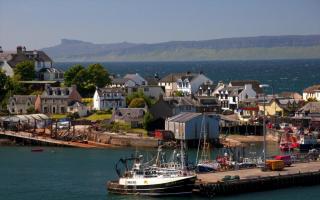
57 59 320 93
1 144 320 200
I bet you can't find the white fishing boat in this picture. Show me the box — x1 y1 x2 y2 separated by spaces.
107 142 196 196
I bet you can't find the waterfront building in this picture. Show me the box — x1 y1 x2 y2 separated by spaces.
165 112 220 140
303 84 320 101
7 95 37 114
35 84 82 114
295 102 320 118
229 80 263 95
93 87 126 110
158 72 213 96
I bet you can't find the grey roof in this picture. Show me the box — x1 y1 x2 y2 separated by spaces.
230 80 263 94
97 87 125 96
112 78 128 85
160 72 199 82
298 102 320 113
10 95 36 104
220 86 243 97
167 112 202 123
113 108 145 122
41 85 74 98
0 114 49 122
39 67 64 73
303 84 320 93
1 49 52 68
163 96 197 106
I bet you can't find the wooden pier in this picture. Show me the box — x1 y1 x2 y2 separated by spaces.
0 130 97 148
195 161 320 197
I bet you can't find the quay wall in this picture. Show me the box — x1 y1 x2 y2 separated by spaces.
196 170 320 197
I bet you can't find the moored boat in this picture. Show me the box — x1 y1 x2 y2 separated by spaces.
107 142 196 196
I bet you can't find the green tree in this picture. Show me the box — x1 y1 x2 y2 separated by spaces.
87 63 111 88
0 70 9 109
13 61 35 81
143 112 154 130
126 91 152 107
26 106 36 114
173 91 184 97
63 63 111 97
129 98 146 108
64 64 85 86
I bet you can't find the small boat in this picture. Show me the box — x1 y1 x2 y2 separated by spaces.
31 148 44 152
107 142 196 196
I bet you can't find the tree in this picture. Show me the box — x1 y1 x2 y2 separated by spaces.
63 63 111 97
129 98 146 108
87 63 111 88
173 91 184 97
13 61 35 81
143 112 154 130
64 64 85 86
126 91 152 107
26 106 36 114
0 70 9 109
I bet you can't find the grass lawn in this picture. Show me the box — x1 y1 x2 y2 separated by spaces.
130 128 148 136
50 114 68 119
84 113 112 121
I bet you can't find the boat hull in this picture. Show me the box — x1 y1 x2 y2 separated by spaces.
107 176 196 196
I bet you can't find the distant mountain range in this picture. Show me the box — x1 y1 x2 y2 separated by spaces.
42 35 320 62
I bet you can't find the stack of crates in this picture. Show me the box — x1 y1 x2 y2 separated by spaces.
266 160 285 171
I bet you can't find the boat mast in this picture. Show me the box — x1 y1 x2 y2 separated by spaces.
200 114 210 162
196 114 205 164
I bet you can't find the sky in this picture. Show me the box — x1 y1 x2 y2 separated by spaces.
0 0 319 50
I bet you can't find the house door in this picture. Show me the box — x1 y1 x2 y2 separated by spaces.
53 107 56 114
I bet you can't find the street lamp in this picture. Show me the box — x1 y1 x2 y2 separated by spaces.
259 84 270 169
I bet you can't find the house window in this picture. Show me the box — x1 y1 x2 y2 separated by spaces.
144 87 149 92
61 107 65 113
44 107 48 113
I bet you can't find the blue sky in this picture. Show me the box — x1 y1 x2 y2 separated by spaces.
0 0 319 49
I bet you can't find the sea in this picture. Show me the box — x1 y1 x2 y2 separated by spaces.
2 59 320 200
1 144 320 200
57 59 320 94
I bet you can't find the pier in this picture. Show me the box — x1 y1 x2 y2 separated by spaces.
0 130 97 148
195 161 320 197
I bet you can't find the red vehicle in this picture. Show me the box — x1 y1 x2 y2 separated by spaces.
154 130 174 141
274 155 292 167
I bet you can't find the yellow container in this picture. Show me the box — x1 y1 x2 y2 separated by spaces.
266 160 285 171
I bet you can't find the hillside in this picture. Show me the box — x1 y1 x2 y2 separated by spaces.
42 35 320 62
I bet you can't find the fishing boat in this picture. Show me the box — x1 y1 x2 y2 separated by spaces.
107 142 196 196
196 114 220 173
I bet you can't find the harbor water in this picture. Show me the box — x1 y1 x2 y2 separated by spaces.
1 144 320 200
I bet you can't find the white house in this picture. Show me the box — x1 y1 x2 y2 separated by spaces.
93 87 126 110
238 84 257 101
159 72 213 96
303 84 320 101
0 46 63 81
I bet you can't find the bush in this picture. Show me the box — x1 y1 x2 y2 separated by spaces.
67 112 80 120
129 98 146 108
26 106 37 114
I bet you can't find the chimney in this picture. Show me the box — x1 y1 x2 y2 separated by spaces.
0 46 3 53
17 46 23 54
244 84 252 90
33 50 38 57
23 46 26 52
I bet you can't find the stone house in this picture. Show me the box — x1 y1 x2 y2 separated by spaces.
67 101 88 117
7 95 37 114
111 108 146 128
35 85 82 114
